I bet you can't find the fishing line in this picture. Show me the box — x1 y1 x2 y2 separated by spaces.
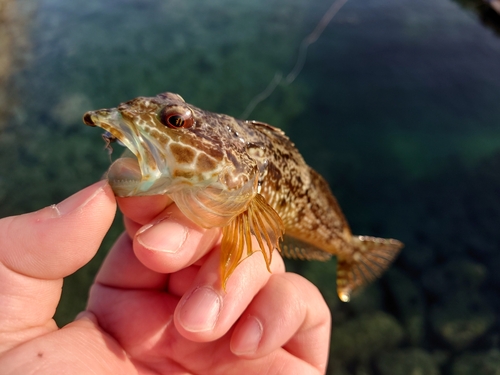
240 73 282 121
240 0 349 119
286 0 348 84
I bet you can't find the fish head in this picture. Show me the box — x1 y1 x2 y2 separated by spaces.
83 92 258 227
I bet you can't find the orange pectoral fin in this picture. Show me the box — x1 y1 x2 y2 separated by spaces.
220 194 284 290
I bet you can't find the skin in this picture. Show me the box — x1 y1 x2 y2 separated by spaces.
0 181 331 374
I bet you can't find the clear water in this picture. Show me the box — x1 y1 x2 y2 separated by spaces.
1 0 500 373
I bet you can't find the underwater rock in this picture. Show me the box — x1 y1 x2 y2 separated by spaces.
451 349 500 375
375 348 440 375
421 257 487 297
385 268 426 345
329 312 404 363
430 291 495 350
347 282 384 316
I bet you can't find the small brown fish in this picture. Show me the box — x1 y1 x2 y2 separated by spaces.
83 92 403 301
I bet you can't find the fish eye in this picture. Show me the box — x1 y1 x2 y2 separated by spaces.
158 106 194 129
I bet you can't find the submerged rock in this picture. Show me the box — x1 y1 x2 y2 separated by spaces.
385 269 426 345
452 349 500 375
329 312 404 363
430 291 495 350
375 348 440 375
421 257 487 297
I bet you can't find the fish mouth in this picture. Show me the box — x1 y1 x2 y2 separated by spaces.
84 108 171 196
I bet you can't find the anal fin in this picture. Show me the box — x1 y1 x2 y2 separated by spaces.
336 235 403 302
281 236 332 262
220 194 284 289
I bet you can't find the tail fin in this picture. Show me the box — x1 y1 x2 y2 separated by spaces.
336 235 403 302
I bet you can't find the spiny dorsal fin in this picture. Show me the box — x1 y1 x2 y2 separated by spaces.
220 194 284 289
281 235 332 262
336 235 403 302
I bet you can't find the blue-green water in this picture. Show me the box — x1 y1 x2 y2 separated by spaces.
1 0 500 373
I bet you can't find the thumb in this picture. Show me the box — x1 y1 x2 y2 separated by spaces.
0 181 116 347
0 180 116 279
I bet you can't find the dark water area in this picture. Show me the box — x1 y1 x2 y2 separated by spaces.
1 0 500 373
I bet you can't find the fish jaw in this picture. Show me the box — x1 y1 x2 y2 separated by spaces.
83 108 171 196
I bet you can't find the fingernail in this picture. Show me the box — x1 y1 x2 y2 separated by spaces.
231 315 263 355
55 180 107 216
178 286 221 332
136 219 188 253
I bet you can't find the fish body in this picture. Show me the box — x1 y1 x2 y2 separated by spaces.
84 92 403 301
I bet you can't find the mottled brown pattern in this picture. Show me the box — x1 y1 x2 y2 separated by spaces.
178 131 225 161
84 92 403 301
172 170 195 180
170 143 196 164
196 153 218 172
244 122 350 253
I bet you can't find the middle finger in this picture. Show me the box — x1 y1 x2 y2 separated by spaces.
172 240 286 342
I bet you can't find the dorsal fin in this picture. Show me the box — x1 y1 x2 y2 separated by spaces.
220 193 284 289
247 120 286 136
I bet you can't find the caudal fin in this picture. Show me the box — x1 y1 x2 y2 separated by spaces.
336 235 403 302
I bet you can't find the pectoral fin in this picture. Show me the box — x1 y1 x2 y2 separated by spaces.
220 194 284 289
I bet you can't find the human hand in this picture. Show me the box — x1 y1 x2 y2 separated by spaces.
0 181 331 374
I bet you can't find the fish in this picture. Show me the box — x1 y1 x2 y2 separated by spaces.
83 92 403 302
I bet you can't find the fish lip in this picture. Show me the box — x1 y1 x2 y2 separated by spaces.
84 108 171 196
83 112 95 127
